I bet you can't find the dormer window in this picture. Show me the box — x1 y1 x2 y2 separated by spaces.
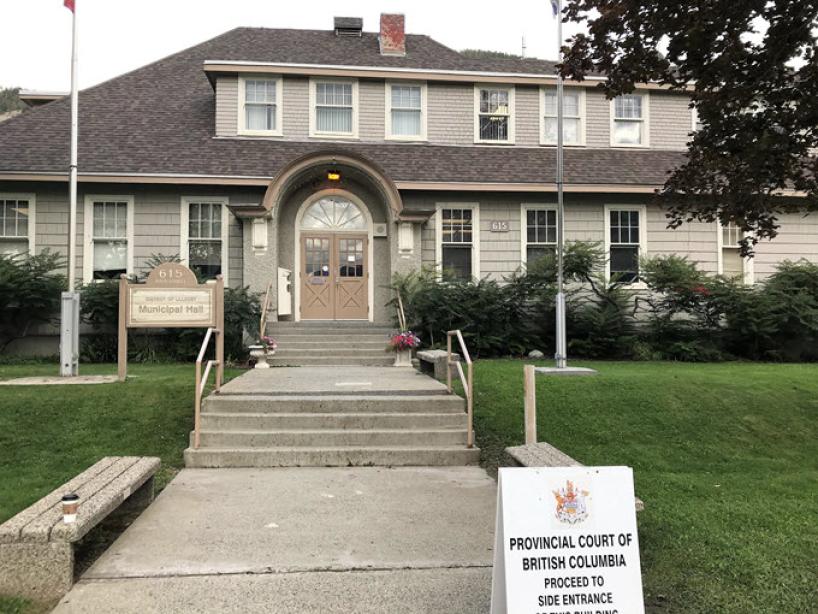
310 79 359 138
474 85 515 144
238 76 282 136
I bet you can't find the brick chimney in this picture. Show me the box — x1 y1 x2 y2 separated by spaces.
379 14 406 56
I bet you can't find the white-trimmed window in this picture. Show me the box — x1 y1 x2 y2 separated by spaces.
475 86 514 143
521 205 558 265
83 196 134 282
691 106 704 132
310 79 358 138
385 82 426 140
604 205 647 284
180 197 229 282
238 76 282 136
718 223 753 284
541 87 584 145
436 204 480 280
0 194 35 256
611 93 649 147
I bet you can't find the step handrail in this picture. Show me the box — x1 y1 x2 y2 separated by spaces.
194 326 221 449
446 329 474 448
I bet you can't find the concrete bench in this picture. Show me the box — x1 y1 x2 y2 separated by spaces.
417 349 460 380
506 442 644 512
0 456 160 602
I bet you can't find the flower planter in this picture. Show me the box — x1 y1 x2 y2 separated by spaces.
248 344 270 369
393 348 412 367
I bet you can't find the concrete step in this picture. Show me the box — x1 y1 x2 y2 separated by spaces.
193 429 468 448
184 446 481 467
200 412 468 430
267 356 395 367
269 322 392 330
204 395 463 413
274 340 387 349
272 348 389 357
271 334 390 343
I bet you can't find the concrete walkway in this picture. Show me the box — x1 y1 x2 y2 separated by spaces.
54 466 497 613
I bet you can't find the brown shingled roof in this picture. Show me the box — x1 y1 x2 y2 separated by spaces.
0 27 681 186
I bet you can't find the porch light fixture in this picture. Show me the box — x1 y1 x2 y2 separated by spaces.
327 170 341 181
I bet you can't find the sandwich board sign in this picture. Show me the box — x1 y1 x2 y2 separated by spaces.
117 262 224 381
491 466 644 614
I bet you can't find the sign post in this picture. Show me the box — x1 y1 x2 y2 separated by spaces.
491 466 645 614
117 263 223 382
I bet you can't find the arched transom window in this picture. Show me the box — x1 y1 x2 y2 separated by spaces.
301 196 366 230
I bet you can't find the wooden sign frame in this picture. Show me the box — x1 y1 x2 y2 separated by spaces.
117 263 224 382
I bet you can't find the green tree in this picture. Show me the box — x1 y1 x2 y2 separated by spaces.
560 1 818 251
0 88 24 113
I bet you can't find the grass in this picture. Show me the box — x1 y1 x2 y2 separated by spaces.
470 360 818 614
1 361 816 613
0 363 241 524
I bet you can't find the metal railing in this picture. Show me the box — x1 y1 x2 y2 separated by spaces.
446 329 474 448
193 327 221 449
395 290 407 332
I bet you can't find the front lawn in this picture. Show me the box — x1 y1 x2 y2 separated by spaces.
0 363 240 524
471 360 818 614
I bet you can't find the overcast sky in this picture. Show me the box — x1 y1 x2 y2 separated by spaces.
0 0 584 91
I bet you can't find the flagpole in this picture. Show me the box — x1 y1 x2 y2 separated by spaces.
61 0 80 377
68 3 78 290
554 0 567 369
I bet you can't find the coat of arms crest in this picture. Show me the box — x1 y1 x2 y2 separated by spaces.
553 480 589 524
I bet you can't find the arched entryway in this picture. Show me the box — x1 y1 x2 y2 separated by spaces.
294 190 374 321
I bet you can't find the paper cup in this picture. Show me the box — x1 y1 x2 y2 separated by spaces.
62 493 80 524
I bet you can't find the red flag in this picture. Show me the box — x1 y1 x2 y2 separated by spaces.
64 0 75 12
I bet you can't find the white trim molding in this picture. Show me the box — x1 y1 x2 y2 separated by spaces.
0 192 36 255
82 194 135 284
237 74 284 137
539 86 586 146
716 222 754 285
610 92 651 148
603 204 648 288
520 203 558 267
180 196 230 285
384 81 428 142
434 202 481 280
474 84 515 145
308 77 359 139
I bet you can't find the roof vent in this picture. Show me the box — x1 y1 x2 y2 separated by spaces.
334 17 363 37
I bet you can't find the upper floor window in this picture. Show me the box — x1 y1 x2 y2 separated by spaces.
475 86 514 144
386 83 426 140
605 205 647 284
542 88 584 146
0 195 35 256
522 206 558 265
311 80 358 138
691 106 704 132
181 197 229 282
611 94 649 147
436 204 480 280
239 76 282 136
83 196 133 282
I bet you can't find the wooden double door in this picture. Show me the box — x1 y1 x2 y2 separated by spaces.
300 233 368 320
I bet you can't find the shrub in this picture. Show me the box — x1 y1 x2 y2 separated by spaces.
0 250 65 352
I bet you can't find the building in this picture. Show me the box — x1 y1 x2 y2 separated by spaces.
0 14 815 333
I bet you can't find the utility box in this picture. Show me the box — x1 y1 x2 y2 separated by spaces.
277 268 292 316
60 291 80 376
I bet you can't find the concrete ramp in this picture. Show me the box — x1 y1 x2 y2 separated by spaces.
54 467 496 613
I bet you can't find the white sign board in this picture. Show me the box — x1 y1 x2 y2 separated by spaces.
491 466 644 614
127 288 214 327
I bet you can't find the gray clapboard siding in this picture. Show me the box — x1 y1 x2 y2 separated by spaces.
649 91 693 151
585 89 611 148
359 80 386 141
515 86 540 147
282 76 310 140
754 212 818 278
215 77 238 137
427 83 473 145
